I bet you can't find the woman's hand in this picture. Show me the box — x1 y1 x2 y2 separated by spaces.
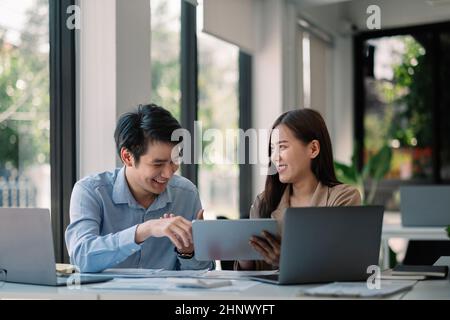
249 231 281 268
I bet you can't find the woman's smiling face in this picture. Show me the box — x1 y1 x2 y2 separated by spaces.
270 124 319 184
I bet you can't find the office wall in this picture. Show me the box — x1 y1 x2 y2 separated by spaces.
348 0 450 30
77 0 151 179
251 0 285 195
78 0 117 178
300 2 354 164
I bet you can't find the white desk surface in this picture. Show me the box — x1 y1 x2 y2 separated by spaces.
2 274 446 300
382 211 448 239
0 282 98 300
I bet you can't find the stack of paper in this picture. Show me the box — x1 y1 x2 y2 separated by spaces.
98 268 209 278
302 280 417 298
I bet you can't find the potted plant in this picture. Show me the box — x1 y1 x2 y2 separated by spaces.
334 145 393 205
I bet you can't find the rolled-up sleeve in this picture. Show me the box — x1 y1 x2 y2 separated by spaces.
65 183 141 273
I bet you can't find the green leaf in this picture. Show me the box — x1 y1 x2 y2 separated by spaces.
334 161 358 185
366 145 393 180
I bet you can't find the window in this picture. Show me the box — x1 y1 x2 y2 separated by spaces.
197 1 240 220
355 22 450 210
363 35 433 181
0 0 50 209
150 0 252 219
150 0 181 120
0 0 75 262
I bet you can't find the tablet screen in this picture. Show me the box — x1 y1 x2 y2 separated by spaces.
192 219 279 261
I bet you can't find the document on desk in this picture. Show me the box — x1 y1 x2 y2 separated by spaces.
155 269 209 278
99 268 163 278
90 277 257 292
99 269 209 278
302 280 417 298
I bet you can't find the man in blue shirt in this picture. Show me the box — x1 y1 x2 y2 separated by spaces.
65 104 214 273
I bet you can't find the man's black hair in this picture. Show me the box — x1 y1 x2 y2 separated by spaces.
114 104 182 164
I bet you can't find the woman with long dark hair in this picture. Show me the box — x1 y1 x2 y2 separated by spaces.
236 109 361 270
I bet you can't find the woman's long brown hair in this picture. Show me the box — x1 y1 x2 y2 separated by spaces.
259 109 341 218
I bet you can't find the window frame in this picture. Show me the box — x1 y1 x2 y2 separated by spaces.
49 0 77 263
354 21 450 190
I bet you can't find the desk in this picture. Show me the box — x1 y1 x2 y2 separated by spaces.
381 212 448 269
402 256 450 300
2 274 448 300
0 282 98 300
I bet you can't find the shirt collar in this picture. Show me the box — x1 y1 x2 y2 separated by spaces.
112 167 173 211
112 167 134 205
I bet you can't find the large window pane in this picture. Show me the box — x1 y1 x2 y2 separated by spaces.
0 0 50 209
150 0 181 120
197 0 239 220
364 35 433 182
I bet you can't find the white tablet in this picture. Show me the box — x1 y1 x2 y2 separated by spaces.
192 219 279 261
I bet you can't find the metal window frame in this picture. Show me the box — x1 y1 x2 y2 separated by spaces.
180 0 198 186
49 0 77 263
239 52 253 218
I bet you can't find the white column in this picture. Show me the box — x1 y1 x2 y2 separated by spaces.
78 0 151 178
252 0 284 195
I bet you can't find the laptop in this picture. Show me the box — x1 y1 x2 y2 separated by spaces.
250 206 384 285
400 186 450 227
0 208 112 286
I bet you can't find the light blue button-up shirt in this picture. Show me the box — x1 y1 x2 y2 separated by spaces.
65 167 214 273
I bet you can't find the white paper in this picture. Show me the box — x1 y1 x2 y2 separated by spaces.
167 278 233 289
154 269 209 278
96 268 209 278
90 277 257 292
99 268 163 278
302 280 417 298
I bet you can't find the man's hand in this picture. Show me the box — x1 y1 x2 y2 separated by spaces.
174 209 204 255
135 209 204 255
135 215 193 250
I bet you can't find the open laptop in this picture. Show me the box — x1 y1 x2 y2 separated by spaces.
0 208 112 286
400 186 450 227
250 206 384 285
